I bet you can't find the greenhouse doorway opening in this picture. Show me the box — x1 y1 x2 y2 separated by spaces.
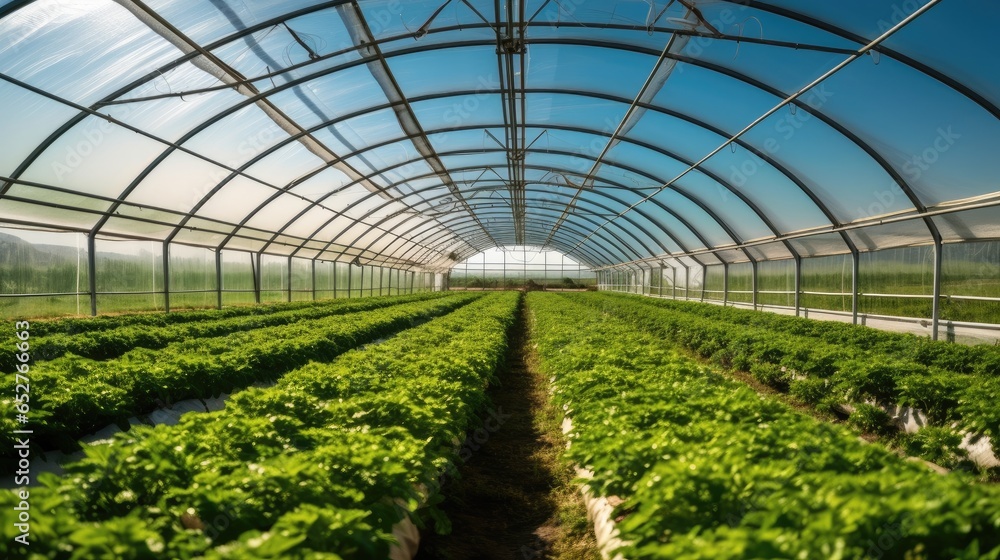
448 246 596 291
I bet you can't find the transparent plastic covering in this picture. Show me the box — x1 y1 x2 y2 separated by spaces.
0 0 997 275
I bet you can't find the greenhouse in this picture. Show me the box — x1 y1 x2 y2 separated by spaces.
1 0 999 558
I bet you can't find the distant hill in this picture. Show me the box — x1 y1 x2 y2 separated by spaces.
0 231 146 267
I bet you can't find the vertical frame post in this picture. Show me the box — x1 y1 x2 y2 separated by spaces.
88 235 98 316
216 249 223 310
723 263 729 306
851 249 860 325
162 241 171 313
932 239 943 341
793 255 802 317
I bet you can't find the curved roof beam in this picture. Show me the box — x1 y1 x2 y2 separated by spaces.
524 39 934 230
382 187 725 270
324 182 673 269
7 36 860 254
344 186 674 268
407 214 630 268
559 7 943 258
3 5 979 267
333 0 498 248
0 69 820 266
320 150 728 268
291 160 696 265
4 3 986 206
2 36 860 262
224 110 775 263
379 213 619 269
374 184 680 268
715 0 1000 121
255 120 791 247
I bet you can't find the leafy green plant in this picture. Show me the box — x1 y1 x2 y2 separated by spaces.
847 403 893 435
0 294 480 468
749 362 791 391
527 293 1000 559
899 426 969 469
789 376 828 406
0 293 521 558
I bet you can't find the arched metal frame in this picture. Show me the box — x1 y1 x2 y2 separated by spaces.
0 0 997 337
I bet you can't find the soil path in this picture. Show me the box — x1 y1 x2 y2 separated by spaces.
415 297 599 560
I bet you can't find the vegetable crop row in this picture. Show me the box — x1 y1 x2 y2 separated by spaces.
3 292 450 371
527 292 1000 559
576 292 1000 461
0 293 480 462
23 297 353 338
0 292 520 559
593 292 1000 376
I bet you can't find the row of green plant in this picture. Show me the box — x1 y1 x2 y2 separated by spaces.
0 294 479 464
527 292 1000 559
580 292 1000 460
0 292 519 558
600 291 1000 373
3 292 449 370
18 294 412 338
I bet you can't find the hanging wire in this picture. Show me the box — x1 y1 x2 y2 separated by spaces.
403 0 454 40
733 16 763 60
151 69 173 96
646 0 677 35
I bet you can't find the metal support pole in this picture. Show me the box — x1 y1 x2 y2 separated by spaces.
311 259 317 301
88 234 97 316
685 266 690 300
751 260 759 311
163 241 171 313
347 264 352 298
254 253 262 304
723 263 729 306
700 265 706 302
215 250 223 310
932 239 943 341
287 256 293 303
851 250 860 325
793 255 802 317
360 265 365 298
332 262 338 299
658 266 664 297
672 267 677 299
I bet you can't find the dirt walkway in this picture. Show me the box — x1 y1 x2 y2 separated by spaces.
415 297 599 560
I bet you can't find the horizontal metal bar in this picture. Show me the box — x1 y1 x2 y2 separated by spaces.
0 292 90 298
